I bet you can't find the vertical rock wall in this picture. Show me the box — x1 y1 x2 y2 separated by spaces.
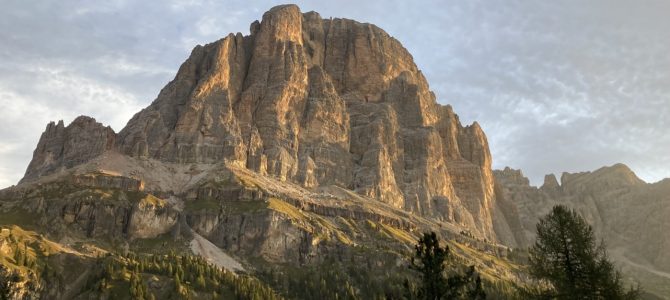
22 4 510 242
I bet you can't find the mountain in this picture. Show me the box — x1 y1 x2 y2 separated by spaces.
1 4 526 299
17 4 530 247
2 4 666 299
495 164 670 297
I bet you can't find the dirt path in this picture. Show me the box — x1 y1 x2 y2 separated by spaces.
190 232 244 272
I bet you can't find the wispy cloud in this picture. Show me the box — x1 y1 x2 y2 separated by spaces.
0 0 668 187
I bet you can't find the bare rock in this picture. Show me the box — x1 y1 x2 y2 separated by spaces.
21 4 510 242
495 163 670 296
22 116 116 183
540 174 560 191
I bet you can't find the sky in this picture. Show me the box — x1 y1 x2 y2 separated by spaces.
0 0 668 188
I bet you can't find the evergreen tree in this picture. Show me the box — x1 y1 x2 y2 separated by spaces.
23 243 28 267
529 205 639 299
0 268 20 300
412 232 448 299
173 272 181 288
196 273 206 289
411 232 486 299
13 248 24 267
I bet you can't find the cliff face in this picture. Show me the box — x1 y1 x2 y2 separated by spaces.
494 164 650 247
495 164 670 297
19 4 511 243
8 5 670 298
21 116 116 183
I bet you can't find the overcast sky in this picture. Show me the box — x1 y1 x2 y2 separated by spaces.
1 0 668 188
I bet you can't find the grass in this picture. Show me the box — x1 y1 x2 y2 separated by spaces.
268 198 308 221
312 215 354 245
0 209 37 228
185 197 221 211
130 232 187 254
267 198 356 245
336 216 359 234
224 200 268 214
37 183 77 199
0 224 94 289
378 222 416 244
185 196 269 214
140 193 166 207
366 219 378 230
126 190 147 203
617 258 670 298
447 240 524 282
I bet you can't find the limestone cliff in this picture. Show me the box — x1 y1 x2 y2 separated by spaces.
8 5 669 298
495 164 670 297
19 4 510 243
21 116 116 183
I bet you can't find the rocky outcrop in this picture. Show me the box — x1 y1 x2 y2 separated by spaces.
71 173 144 191
16 5 507 242
127 199 179 239
495 164 670 296
6 6 669 297
21 116 116 183
540 174 560 191
112 5 502 241
2 173 178 241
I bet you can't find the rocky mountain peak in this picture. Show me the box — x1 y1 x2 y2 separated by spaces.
540 174 560 190
6 5 670 298
258 4 303 45
493 167 529 186
21 116 116 183
559 163 645 192
19 4 511 243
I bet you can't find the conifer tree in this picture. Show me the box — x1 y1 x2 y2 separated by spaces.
411 232 486 299
196 273 206 289
529 205 639 299
1 268 12 300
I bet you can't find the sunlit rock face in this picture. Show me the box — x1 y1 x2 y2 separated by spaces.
21 116 116 183
21 4 517 243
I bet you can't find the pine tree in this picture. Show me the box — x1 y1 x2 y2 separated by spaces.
412 232 448 299
13 248 24 267
173 272 182 293
99 278 107 291
130 272 138 298
1 268 13 300
196 273 206 289
410 231 486 299
22 243 28 267
529 205 640 299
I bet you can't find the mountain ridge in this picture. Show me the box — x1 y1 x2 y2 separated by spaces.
18 4 519 247
494 163 670 297
2 4 669 299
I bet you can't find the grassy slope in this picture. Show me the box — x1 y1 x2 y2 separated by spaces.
0 168 529 299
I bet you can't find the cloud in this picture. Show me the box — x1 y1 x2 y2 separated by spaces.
0 0 668 188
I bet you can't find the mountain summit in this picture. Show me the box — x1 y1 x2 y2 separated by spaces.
4 4 669 299
21 4 522 246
